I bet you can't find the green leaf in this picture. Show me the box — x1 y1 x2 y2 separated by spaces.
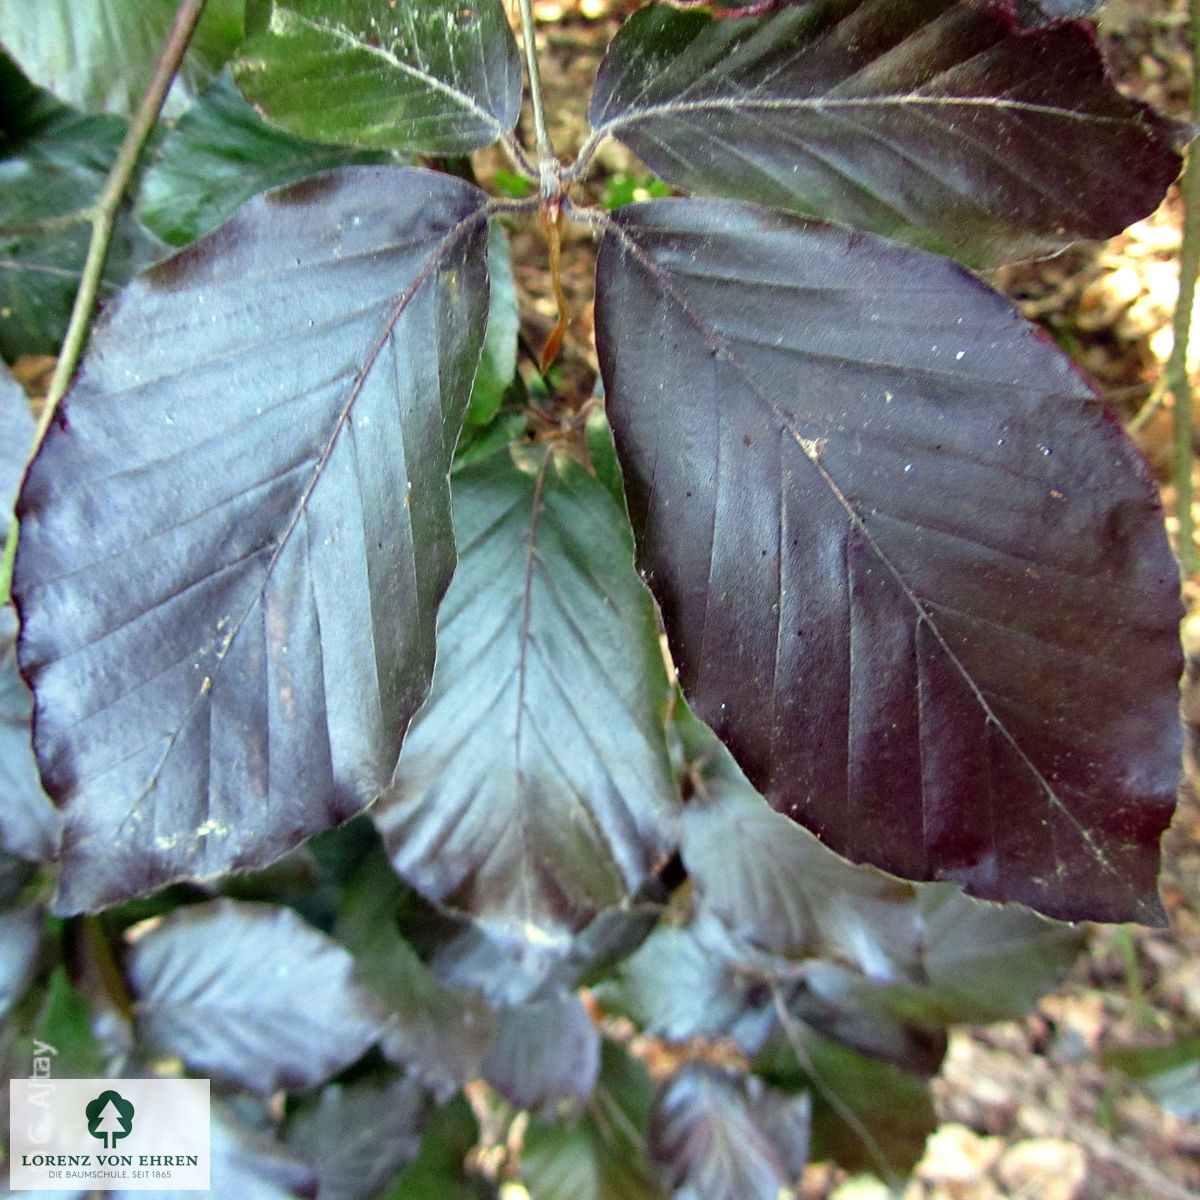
22 965 110 1080
0 53 162 361
376 449 679 949
333 839 497 1100
1105 1037 1200 1120
754 1023 935 1177
465 222 519 427
126 898 391 1093
384 1094 496 1200
234 0 522 154
0 0 245 118
521 1040 667 1200
14 166 490 913
138 70 397 246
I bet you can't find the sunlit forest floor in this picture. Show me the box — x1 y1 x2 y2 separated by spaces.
500 1 1200 1196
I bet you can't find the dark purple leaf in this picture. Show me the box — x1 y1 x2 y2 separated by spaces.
594 909 781 1053
427 900 661 1008
649 1065 810 1200
375 450 679 948
126 898 392 1093
589 0 1184 264
595 198 1182 924
13 166 490 914
678 719 1084 1024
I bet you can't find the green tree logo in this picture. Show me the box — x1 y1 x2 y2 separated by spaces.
85 1090 135 1149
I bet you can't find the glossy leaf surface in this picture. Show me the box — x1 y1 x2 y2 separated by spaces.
0 55 161 361
589 0 1184 264
234 0 522 154
126 898 390 1093
376 450 679 947
596 198 1182 923
680 728 1084 1022
139 70 396 246
650 1065 810 1200
14 166 490 913
0 0 244 117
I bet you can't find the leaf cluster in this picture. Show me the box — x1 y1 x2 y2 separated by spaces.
0 0 1187 1196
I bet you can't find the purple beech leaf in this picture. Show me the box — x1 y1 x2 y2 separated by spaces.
649 1065 811 1200
678 718 1084 1021
13 165 491 914
483 990 601 1110
233 0 523 155
126 899 392 1094
375 449 679 949
595 197 1182 924
285 1076 430 1200
0 608 60 863
589 0 1185 265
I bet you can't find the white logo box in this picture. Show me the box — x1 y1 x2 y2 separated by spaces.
10 1078 209 1191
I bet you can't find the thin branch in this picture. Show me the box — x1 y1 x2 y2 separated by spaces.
1168 0 1200 575
1 0 209 604
516 0 556 184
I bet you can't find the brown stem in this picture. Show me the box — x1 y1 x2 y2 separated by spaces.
1169 0 1200 575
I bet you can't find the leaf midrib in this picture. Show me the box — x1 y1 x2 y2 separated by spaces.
599 92 1135 136
284 9 506 141
606 215 1131 896
127 202 489 813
